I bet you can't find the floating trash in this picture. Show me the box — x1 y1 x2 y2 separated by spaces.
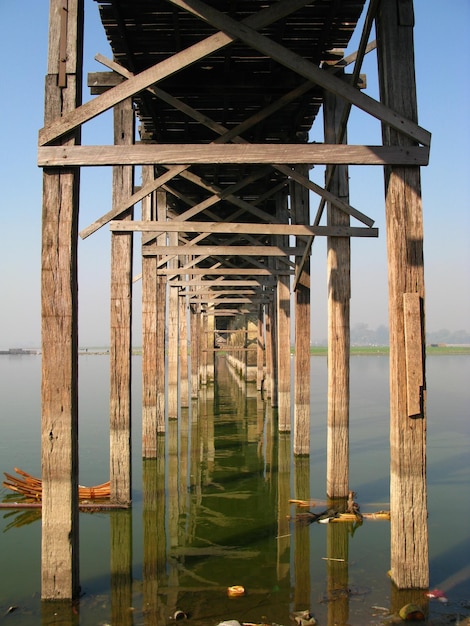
227 585 245 598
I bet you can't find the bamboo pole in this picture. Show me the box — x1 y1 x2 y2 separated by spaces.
41 0 83 601
376 0 428 589
324 73 351 498
110 97 134 504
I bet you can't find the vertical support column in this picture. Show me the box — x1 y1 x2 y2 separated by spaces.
167 232 179 419
142 167 158 457
324 75 351 498
276 190 291 430
376 0 428 589
41 0 83 600
110 97 134 504
256 304 265 391
190 302 201 397
179 286 189 407
206 306 215 382
155 191 167 433
291 167 311 456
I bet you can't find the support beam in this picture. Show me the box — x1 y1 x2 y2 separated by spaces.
377 0 428 590
38 144 430 167
324 77 351 499
41 0 83 601
110 97 134 505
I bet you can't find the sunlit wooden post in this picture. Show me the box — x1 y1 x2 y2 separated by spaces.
142 167 158 456
291 166 311 456
179 281 189 407
256 304 265 391
110 97 134 504
324 72 351 498
190 301 201 397
377 0 428 589
41 0 83 600
168 231 179 419
276 189 291 430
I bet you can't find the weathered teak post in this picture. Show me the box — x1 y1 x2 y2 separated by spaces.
167 230 179 419
324 72 351 499
376 0 428 589
256 304 265 391
142 166 159 457
276 189 291 431
179 281 190 407
110 97 134 504
292 166 311 456
190 301 201 397
41 0 83 601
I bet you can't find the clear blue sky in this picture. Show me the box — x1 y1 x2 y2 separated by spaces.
0 1 469 347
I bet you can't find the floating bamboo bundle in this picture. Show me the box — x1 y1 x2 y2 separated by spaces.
2 467 110 501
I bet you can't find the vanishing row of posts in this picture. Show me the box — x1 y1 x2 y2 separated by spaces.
40 0 428 603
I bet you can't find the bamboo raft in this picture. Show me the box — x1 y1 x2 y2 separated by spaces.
3 467 110 501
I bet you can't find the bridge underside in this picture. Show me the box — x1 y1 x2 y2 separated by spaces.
39 0 429 599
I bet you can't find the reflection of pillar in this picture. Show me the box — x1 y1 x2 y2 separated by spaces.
277 433 291 582
110 510 133 626
293 455 311 610
41 602 76 625
326 517 349 626
167 419 180 610
142 439 166 624
390 584 428 621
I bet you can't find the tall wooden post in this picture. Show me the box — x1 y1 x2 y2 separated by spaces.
324 74 351 498
167 231 179 419
376 0 428 589
110 97 134 504
142 167 158 457
276 190 291 430
179 283 190 407
155 190 167 433
41 0 83 600
292 167 311 456
190 302 201 397
256 304 265 391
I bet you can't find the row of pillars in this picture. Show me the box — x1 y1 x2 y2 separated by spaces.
40 0 428 601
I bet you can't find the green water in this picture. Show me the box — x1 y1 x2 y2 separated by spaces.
0 354 469 625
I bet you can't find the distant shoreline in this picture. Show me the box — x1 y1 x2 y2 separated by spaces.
2 346 469 357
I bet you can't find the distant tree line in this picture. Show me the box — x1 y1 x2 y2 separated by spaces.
314 324 470 346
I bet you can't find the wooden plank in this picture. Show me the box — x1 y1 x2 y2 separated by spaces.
143 245 305 256
158 267 292 275
39 0 312 145
168 0 431 146
403 293 424 417
109 220 379 238
39 144 429 167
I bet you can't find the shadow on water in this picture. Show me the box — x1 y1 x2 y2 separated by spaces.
2 354 470 625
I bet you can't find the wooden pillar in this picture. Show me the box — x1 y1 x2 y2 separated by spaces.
41 0 83 600
179 287 189 407
190 302 200 397
200 310 208 385
110 97 134 504
376 0 428 589
324 74 351 498
142 167 158 457
167 232 179 419
292 166 311 456
206 306 215 382
276 190 291 431
256 304 264 391
155 191 167 433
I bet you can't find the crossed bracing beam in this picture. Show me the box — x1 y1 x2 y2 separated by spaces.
38 0 430 298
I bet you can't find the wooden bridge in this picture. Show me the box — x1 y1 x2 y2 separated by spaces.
39 0 429 600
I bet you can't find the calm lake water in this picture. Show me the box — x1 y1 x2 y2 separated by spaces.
0 354 469 625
